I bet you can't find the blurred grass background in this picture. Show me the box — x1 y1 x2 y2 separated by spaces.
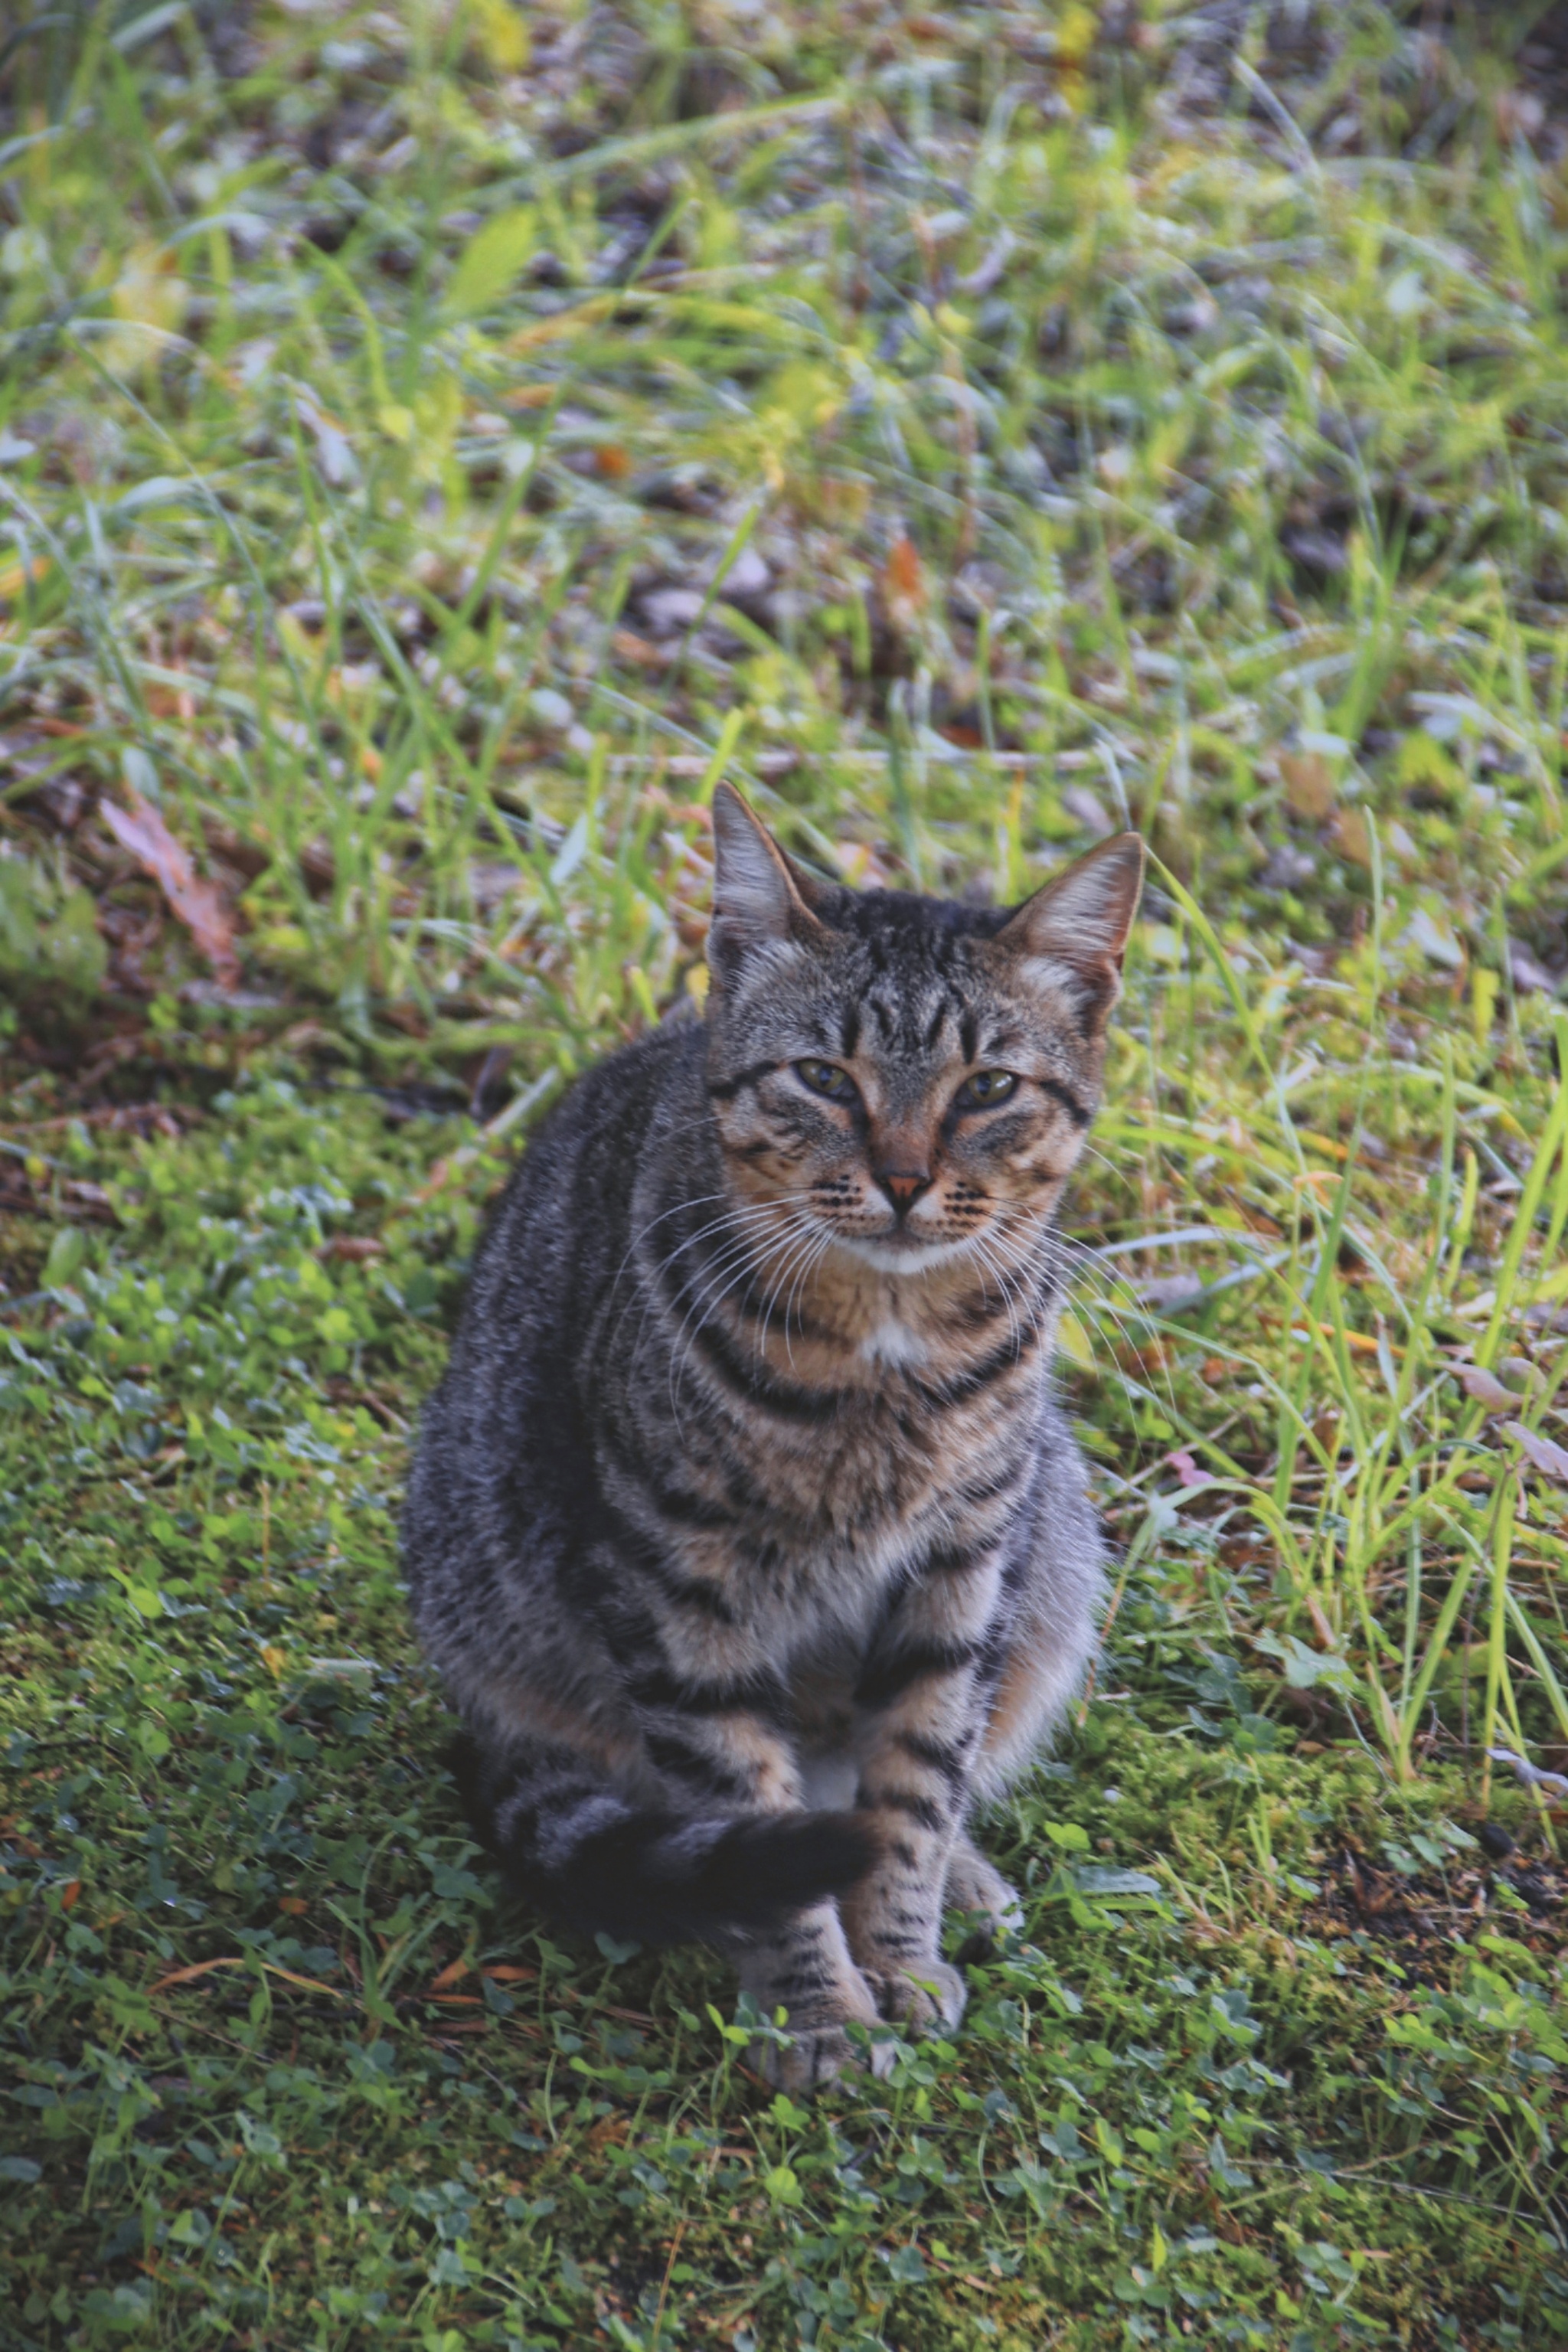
4 4 1568 2347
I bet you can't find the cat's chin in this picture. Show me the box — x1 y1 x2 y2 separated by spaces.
827 1230 980 1274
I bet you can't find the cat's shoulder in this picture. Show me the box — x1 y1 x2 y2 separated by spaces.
467 1013 708 1299
560 1005 704 1122
508 1009 708 1187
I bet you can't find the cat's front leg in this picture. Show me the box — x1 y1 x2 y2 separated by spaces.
632 1689 883 2083
733 1903 890 2089
838 1557 1003 2037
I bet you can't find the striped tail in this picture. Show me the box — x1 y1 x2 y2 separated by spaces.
451 1735 877 1946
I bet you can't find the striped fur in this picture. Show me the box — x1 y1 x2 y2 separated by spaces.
403 786 1144 2086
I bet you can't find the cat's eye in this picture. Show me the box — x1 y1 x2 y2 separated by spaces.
795 1059 856 1102
956 1070 1018 1109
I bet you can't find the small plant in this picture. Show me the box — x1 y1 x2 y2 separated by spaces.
0 851 106 1004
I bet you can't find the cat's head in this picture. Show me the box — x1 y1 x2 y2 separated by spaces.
703 784 1145 1269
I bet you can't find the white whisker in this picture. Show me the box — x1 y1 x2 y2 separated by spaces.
754 1216 832 1374
609 1195 793 1370
665 1208 821 1425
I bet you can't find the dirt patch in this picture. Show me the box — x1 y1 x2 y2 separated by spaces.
1303 1838 1567 1980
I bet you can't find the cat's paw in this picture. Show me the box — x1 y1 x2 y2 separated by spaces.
944 1837 1024 1936
747 1966 893 2090
861 1955 968 2038
756 2017 897 2090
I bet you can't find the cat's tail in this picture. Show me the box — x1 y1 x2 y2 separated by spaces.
451 1733 877 1945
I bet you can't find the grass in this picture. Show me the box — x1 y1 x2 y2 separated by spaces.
3 0 1568 2344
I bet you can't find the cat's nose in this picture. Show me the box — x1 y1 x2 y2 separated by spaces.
877 1168 932 1213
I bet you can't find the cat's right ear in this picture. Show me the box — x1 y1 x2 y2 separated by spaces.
707 782 822 983
996 831 1146 1034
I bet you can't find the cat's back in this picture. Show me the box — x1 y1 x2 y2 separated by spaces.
402 1014 706 1579
466 1010 706 1329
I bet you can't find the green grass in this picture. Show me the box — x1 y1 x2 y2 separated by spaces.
4 2 1568 2345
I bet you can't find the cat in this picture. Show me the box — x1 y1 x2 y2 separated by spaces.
402 783 1145 2086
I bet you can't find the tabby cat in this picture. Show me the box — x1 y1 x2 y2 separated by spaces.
403 785 1144 2086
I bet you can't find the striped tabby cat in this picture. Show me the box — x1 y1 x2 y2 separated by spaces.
403 785 1144 2086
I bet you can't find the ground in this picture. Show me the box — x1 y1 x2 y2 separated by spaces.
2 3 1568 2347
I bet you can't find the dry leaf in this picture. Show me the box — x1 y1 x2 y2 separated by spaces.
1304 1590 1338 1651
1487 1743 1568 1795
611 628 665 668
100 791 240 985
1331 807 1373 868
1456 1364 1517 1413
1279 751 1337 822
1507 1422 1568 1482
149 1957 243 1993
1163 1447 1205 1487
883 534 925 614
0 554 51 603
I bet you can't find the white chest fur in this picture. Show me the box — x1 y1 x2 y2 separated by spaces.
858 1318 929 1367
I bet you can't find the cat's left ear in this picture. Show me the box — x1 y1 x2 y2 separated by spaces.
997 833 1146 1030
707 782 823 983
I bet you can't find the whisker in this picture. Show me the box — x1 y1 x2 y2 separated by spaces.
782 1223 838 1368
659 1220 790 1408
964 1228 1024 1360
753 1217 831 1373
609 1195 794 1367
665 1209 821 1422
603 1186 738 1329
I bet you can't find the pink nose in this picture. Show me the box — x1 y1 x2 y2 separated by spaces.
879 1170 930 1211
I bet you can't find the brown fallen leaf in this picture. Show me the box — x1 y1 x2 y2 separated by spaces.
1304 1590 1338 1651
1506 1422 1568 1483
1331 806 1372 869
611 627 666 668
149 1956 244 1993
0 554 51 603
1279 750 1337 821
100 790 240 986
1456 1363 1518 1413
149 1953 343 1998
882 534 925 618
